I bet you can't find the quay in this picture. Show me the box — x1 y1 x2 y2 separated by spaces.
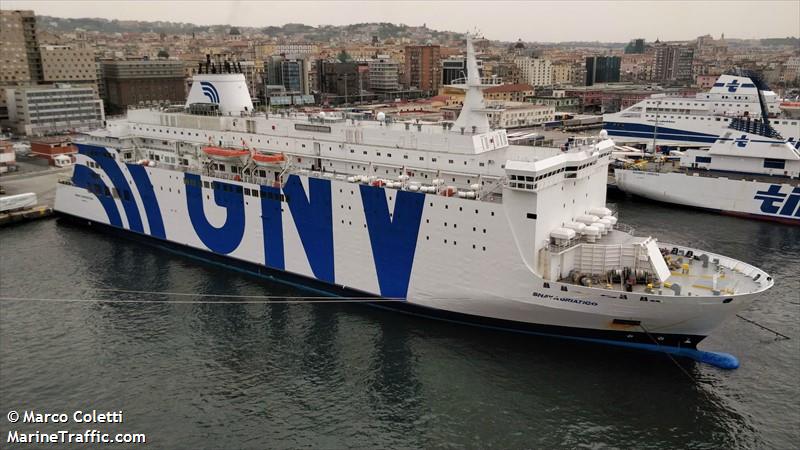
0 160 70 227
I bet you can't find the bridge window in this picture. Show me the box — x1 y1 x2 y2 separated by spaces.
764 159 785 169
695 156 712 163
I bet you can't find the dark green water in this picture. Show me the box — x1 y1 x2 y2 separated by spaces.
1 198 798 449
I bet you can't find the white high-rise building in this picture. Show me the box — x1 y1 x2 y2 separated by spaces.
514 57 552 87
5 83 104 136
368 55 400 92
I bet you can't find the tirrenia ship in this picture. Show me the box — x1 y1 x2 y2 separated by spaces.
54 35 774 368
615 117 799 224
603 72 799 147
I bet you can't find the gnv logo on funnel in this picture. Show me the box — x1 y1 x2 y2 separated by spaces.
200 81 219 103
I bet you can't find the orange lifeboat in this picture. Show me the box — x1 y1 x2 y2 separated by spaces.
202 146 250 162
252 152 286 166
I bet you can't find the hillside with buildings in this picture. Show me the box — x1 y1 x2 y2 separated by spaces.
1 9 798 139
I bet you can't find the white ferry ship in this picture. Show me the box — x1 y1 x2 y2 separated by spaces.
54 37 774 368
604 73 800 148
615 117 800 224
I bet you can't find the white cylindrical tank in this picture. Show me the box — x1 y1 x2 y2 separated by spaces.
564 222 587 235
602 215 618 226
550 228 577 241
597 218 612 234
584 225 601 242
576 215 599 225
588 207 612 217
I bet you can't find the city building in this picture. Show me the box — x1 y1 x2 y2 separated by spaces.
404 45 441 95
5 83 104 136
102 59 186 113
264 56 310 95
695 74 719 89
39 44 97 84
625 39 646 54
275 43 318 56
484 101 555 129
620 53 653 82
368 55 400 92
441 56 484 85
514 56 552 87
0 10 41 118
526 90 580 112
484 83 534 102
551 62 574 85
585 56 621 86
564 83 697 113
478 60 525 84
237 60 264 100
316 60 374 105
653 43 694 83
30 136 76 165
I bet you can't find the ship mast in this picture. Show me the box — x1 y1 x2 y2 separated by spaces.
452 32 492 134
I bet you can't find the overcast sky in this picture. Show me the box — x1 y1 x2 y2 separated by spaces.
4 1 799 42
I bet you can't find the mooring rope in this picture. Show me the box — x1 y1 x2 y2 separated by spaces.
639 323 696 382
735 314 792 340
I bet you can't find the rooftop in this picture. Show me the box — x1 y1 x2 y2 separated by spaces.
485 83 535 94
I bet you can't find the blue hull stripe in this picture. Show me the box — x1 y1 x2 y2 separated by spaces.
77 144 144 232
127 164 166 239
71 165 123 227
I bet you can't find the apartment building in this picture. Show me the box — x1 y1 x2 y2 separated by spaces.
5 83 104 136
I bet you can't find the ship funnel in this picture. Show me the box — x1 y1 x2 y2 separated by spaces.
186 73 254 115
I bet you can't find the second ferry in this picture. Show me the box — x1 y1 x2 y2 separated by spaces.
603 72 800 147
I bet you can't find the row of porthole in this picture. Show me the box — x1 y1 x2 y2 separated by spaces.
424 236 487 251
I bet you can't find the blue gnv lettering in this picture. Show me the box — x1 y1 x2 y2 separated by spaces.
260 185 285 270
283 175 334 283
360 185 425 299
185 173 245 254
754 185 800 217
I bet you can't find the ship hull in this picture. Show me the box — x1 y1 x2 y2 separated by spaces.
54 144 768 358
56 211 707 349
614 169 800 224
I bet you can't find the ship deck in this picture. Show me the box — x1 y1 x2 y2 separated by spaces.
556 230 766 298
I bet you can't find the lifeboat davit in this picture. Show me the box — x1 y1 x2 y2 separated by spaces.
252 152 286 166
202 146 250 163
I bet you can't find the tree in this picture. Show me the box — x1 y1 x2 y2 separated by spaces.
337 49 351 63
157 49 169 59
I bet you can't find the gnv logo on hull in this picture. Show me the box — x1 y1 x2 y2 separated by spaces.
754 185 800 217
200 81 219 103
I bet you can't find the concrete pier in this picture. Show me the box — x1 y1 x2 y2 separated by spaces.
0 164 70 226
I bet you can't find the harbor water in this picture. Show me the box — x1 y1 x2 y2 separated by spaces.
1 198 798 448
